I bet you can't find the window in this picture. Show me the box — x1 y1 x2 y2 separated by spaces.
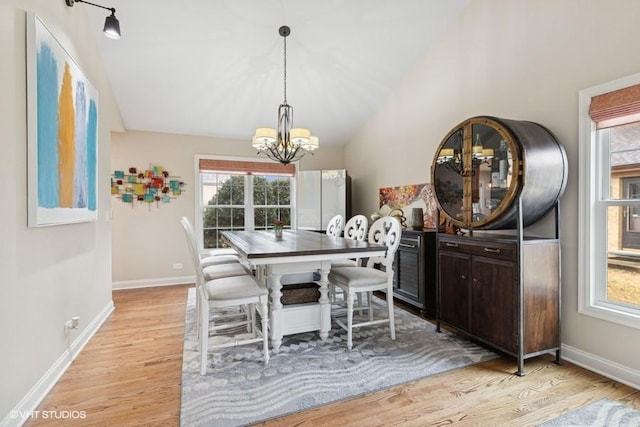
579 74 640 329
201 172 246 248
197 157 294 249
253 175 291 230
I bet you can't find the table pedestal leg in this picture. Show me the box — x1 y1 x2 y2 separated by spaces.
318 261 331 341
267 269 283 351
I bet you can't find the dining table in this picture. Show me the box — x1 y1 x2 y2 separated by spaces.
222 229 387 351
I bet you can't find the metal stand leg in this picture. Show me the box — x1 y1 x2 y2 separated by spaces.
554 348 563 366
516 356 525 377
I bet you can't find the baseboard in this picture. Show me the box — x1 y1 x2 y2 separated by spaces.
562 343 640 390
0 300 114 427
112 275 195 290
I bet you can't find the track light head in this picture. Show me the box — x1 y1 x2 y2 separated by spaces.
65 0 121 40
103 10 121 39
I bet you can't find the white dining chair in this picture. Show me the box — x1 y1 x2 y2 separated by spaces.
328 216 401 350
180 217 249 279
181 218 269 375
331 214 368 268
329 214 369 304
181 216 240 267
180 217 253 340
325 214 344 237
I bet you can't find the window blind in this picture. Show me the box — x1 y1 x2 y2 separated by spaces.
589 83 640 129
199 159 295 176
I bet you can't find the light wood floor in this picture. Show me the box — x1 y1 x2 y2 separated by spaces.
28 285 639 426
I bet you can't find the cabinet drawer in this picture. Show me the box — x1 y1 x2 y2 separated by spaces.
399 238 420 250
439 238 516 261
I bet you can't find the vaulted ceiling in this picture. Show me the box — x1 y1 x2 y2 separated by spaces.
82 0 470 146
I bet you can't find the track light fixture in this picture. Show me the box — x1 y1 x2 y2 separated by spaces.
65 0 121 40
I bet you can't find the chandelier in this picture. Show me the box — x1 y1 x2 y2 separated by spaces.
252 26 318 165
436 129 494 176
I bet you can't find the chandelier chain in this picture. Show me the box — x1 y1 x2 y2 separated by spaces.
283 34 287 104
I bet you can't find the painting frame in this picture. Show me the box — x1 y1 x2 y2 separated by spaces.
26 13 99 227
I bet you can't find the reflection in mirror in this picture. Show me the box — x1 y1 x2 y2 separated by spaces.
471 124 513 222
434 129 465 222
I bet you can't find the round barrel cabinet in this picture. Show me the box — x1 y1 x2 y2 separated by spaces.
431 116 568 230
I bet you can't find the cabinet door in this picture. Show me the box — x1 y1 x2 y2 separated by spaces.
470 256 517 353
432 127 466 224
321 170 347 229
395 236 423 306
439 251 471 330
296 170 321 230
431 117 525 229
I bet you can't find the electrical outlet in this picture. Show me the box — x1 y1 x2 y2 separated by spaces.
172 263 183 270
65 317 80 330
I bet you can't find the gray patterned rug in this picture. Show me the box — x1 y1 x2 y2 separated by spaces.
180 288 497 427
540 398 640 426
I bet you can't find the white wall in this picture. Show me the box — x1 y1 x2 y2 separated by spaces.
110 130 345 287
346 0 640 383
0 1 117 423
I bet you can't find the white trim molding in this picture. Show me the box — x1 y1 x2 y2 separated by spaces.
112 275 195 290
562 344 640 391
1 301 114 427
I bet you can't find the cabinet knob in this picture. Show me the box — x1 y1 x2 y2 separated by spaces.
472 278 479 284
484 247 501 254
446 242 459 248
461 275 466 280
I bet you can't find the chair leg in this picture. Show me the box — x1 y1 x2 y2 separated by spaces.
195 291 201 340
346 290 354 350
200 300 209 375
249 303 256 335
260 297 270 364
386 287 396 341
367 291 374 322
356 293 364 317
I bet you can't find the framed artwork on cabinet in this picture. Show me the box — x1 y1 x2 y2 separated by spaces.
26 13 99 227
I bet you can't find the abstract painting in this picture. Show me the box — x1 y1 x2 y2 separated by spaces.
378 183 438 229
26 14 98 226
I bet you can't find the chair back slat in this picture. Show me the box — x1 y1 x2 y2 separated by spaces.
366 216 402 268
344 214 368 242
325 214 344 237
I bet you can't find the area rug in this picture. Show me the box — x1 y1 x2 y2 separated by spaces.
180 288 497 427
540 398 640 426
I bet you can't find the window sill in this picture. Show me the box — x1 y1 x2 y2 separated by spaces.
579 302 640 330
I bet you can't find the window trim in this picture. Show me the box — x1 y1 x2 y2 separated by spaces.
578 72 640 330
194 155 298 251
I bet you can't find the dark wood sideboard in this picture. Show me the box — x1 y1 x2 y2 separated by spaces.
437 232 560 369
386 229 437 318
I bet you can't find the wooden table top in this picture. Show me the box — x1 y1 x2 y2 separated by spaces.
222 230 385 260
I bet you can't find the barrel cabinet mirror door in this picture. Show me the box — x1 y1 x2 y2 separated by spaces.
432 116 567 230
468 120 521 227
433 126 466 225
432 117 523 229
